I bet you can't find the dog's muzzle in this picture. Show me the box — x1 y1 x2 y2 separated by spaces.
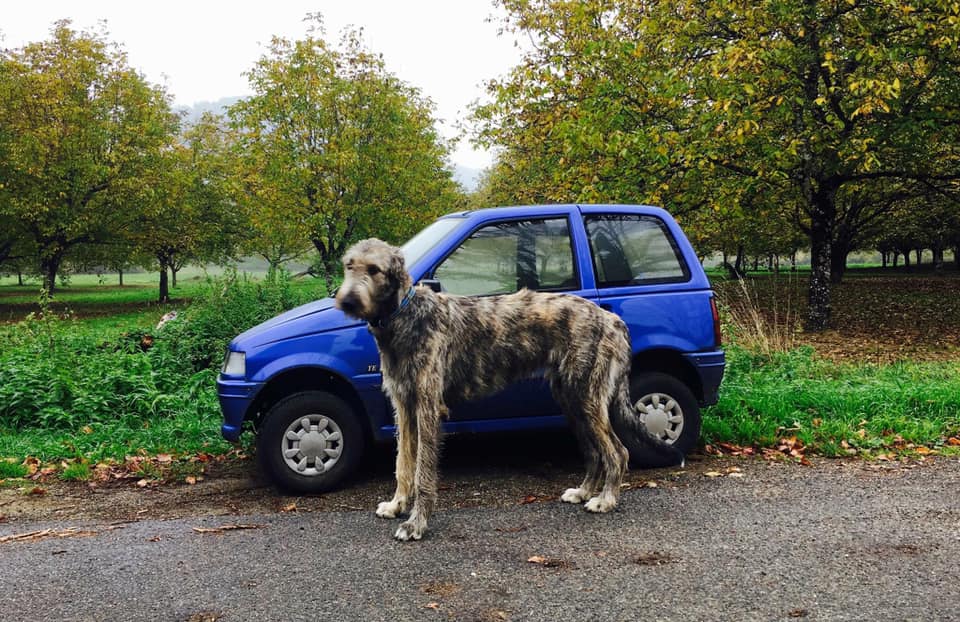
336 292 361 317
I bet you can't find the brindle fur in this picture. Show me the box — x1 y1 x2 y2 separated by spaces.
335 238 681 541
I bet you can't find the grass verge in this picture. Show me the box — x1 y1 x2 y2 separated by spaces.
703 346 960 458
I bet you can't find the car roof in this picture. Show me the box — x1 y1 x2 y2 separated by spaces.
440 204 670 221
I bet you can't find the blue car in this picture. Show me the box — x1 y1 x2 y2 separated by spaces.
218 204 725 493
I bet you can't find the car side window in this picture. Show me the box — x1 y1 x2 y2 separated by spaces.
434 218 577 296
585 214 690 286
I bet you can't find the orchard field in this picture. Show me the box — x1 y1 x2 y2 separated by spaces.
1 266 958 486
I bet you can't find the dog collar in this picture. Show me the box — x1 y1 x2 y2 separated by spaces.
370 286 416 329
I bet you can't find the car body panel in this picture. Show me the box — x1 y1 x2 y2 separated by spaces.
217 204 724 445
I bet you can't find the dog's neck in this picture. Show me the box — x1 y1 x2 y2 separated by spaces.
369 285 416 330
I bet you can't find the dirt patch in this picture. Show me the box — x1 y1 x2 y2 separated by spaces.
716 272 960 362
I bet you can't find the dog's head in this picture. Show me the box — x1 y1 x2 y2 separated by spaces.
335 238 412 322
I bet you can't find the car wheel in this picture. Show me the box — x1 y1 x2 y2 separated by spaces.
257 391 365 494
628 372 701 467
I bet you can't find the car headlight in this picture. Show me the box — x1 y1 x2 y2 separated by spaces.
221 350 246 377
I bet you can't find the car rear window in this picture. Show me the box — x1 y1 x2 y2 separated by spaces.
585 214 690 286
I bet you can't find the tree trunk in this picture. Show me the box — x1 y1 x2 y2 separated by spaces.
915 248 923 267
119 269 124 287
171 267 179 289
734 244 746 277
40 252 63 297
881 252 887 269
805 201 835 332
933 245 944 271
158 265 170 303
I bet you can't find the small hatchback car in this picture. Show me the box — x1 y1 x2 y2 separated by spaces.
218 204 725 493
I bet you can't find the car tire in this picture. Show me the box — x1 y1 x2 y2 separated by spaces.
628 372 701 468
257 391 365 494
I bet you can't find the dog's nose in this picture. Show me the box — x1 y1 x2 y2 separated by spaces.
337 293 359 316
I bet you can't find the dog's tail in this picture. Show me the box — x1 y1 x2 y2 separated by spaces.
609 379 686 468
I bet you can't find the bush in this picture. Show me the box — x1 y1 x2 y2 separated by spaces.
0 268 306 449
153 268 306 372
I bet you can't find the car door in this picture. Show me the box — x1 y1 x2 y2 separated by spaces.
583 210 714 353
427 212 591 421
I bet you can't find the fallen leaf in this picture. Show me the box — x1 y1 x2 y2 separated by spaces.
423 602 441 611
156 454 173 464
704 471 722 478
185 476 197 485
633 551 679 566
947 437 960 447
527 555 573 568
519 495 538 504
27 487 46 496
727 472 745 478
280 502 297 513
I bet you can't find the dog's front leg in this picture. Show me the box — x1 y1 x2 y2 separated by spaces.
395 397 443 541
377 399 416 519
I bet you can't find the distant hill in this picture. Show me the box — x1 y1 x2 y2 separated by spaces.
178 96 483 192
454 165 482 192
176 96 244 124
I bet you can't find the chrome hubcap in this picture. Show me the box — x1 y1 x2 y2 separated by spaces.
281 415 344 476
634 392 683 445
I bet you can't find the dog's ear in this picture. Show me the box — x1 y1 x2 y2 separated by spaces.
387 245 411 289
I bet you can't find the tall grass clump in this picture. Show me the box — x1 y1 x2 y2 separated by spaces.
715 275 801 356
0 269 308 463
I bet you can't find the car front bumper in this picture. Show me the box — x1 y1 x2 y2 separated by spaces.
216 375 264 442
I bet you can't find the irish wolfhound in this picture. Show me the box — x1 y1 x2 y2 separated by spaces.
335 238 682 541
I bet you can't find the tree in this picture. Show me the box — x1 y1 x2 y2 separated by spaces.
474 0 960 330
0 21 179 295
229 20 463 293
127 114 244 302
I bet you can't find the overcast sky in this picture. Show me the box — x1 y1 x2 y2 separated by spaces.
2 0 524 170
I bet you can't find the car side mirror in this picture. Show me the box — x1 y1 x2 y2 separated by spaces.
419 279 443 293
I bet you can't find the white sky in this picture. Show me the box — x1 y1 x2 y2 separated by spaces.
1 0 523 170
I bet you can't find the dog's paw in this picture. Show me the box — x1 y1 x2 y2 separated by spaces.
561 487 589 504
394 520 425 541
584 494 617 513
376 500 401 519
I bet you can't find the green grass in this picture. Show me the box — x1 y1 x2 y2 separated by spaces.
2 267 959 479
0 459 29 479
703 346 960 456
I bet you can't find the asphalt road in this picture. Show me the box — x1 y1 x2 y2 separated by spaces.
2 454 959 622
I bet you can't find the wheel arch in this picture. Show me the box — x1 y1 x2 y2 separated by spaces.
631 348 703 403
249 367 372 440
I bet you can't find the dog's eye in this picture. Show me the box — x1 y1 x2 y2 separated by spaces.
367 266 380 276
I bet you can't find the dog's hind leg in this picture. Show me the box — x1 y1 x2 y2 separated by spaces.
560 410 605 505
583 417 629 513
377 398 417 519
582 371 630 513
394 394 444 541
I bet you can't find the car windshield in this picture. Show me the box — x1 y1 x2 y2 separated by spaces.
401 217 464 267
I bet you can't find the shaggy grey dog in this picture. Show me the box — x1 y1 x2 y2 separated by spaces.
335 238 682 541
